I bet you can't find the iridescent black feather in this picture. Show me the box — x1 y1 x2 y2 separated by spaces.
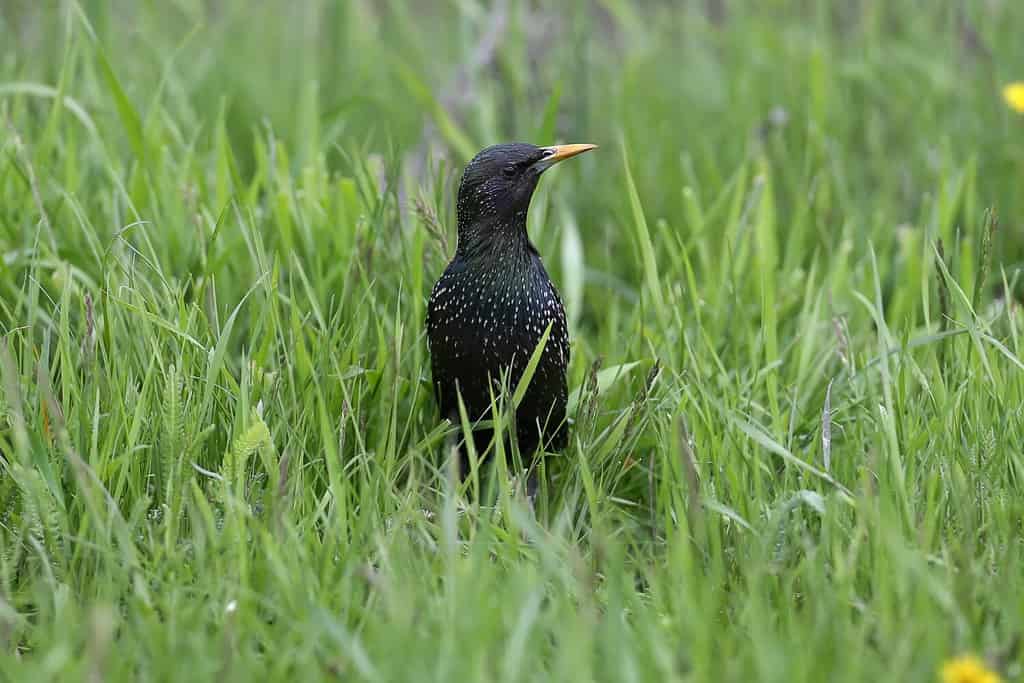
427 143 574 479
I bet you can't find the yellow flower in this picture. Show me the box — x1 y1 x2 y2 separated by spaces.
941 654 1002 683
1004 82 1024 114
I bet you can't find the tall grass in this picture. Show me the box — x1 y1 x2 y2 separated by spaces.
1 1 1023 680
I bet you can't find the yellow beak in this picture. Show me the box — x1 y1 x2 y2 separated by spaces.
539 143 598 166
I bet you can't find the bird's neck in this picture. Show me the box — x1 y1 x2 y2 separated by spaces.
456 213 537 267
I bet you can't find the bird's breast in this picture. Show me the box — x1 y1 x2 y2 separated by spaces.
427 258 569 373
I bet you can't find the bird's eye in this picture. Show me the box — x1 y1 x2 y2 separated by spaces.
502 165 517 178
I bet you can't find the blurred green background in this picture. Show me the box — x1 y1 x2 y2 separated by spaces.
4 1 1023 327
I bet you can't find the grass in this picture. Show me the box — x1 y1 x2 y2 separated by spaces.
1 1 1024 680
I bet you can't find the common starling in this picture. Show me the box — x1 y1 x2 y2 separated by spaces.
427 142 597 484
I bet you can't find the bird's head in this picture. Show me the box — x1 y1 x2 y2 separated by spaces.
455 142 596 250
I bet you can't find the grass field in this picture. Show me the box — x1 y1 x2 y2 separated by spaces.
2 1 1024 680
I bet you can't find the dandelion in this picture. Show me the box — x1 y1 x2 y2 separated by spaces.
941 654 1002 683
1004 82 1024 114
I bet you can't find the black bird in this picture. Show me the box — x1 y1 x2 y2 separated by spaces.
427 142 597 486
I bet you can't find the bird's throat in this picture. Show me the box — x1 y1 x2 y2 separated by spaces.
456 213 536 265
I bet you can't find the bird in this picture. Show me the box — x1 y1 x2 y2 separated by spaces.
426 141 597 492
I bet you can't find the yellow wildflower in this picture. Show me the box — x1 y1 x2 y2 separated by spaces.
1004 82 1024 114
941 654 1002 683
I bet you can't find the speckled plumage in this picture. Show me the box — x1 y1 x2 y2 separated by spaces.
427 143 586 476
